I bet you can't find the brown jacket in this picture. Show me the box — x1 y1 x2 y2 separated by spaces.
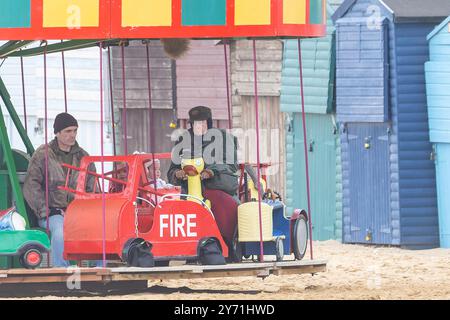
23 139 95 219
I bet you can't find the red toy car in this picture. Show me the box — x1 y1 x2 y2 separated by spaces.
61 153 228 266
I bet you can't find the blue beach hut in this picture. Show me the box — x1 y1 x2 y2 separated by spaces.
333 0 450 248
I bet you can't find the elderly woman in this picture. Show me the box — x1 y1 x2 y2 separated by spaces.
167 106 239 251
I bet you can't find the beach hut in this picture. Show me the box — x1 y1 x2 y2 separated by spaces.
109 41 176 176
425 16 450 248
333 0 450 248
281 0 343 241
110 41 175 156
230 40 286 198
176 40 230 130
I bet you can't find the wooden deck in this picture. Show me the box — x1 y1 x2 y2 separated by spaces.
0 259 326 287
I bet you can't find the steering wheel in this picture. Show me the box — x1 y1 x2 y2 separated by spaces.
262 189 282 202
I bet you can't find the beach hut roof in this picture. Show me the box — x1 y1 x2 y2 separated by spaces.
427 16 450 40
333 0 450 23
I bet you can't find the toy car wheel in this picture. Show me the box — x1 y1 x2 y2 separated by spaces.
229 227 243 263
198 238 226 265
275 237 284 262
20 247 43 269
122 238 155 267
293 215 308 260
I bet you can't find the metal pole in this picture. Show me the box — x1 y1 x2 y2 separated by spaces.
145 41 158 205
100 44 107 268
61 41 68 112
20 56 27 132
223 40 232 129
252 40 265 262
121 43 128 155
0 104 29 225
297 38 314 260
44 43 50 268
107 46 117 156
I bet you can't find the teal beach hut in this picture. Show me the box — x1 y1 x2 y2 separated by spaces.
281 0 343 241
425 16 450 248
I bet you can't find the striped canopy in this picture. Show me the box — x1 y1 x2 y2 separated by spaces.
0 0 326 40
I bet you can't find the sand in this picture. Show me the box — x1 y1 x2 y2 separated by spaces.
2 240 450 300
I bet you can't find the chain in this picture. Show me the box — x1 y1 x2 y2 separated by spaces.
134 202 139 238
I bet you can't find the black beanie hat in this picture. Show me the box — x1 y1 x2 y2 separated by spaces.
189 106 212 122
189 106 213 129
53 112 78 134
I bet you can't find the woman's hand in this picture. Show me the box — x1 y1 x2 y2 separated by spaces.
175 169 188 180
200 169 214 180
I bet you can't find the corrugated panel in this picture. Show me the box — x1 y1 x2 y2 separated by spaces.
335 122 343 241
346 123 391 244
425 62 450 143
435 143 450 247
231 40 283 97
395 23 439 248
291 113 339 241
124 108 176 177
111 40 173 110
0 44 113 156
387 19 400 246
285 113 295 218
281 0 342 114
426 18 450 144
334 0 391 122
336 19 389 122
176 40 230 121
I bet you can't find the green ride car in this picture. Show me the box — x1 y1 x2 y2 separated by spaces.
0 208 50 269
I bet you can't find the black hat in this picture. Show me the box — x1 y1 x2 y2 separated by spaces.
188 106 212 122
53 112 78 134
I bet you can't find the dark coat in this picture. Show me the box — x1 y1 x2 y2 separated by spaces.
167 128 239 196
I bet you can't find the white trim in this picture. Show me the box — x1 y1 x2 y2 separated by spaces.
378 0 394 14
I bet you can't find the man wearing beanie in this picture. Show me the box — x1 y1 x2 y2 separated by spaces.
167 106 240 262
23 112 95 267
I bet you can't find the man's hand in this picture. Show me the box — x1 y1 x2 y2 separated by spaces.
200 169 214 180
175 169 188 180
